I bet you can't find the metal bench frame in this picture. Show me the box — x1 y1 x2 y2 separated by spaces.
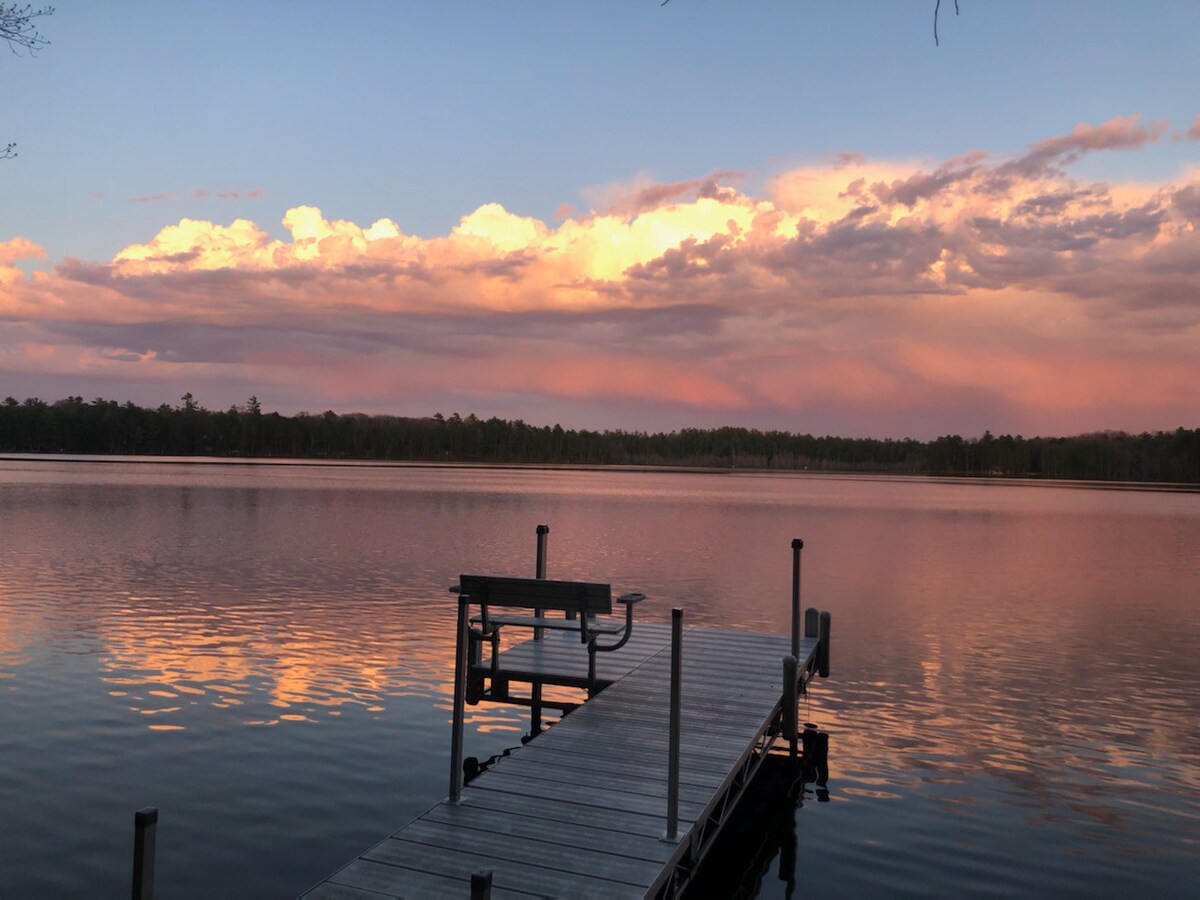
452 574 645 703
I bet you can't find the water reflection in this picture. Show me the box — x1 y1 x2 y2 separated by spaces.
1 460 1198 898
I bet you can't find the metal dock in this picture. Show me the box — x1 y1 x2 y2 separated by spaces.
302 533 830 899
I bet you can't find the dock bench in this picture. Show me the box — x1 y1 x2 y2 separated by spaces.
453 574 646 701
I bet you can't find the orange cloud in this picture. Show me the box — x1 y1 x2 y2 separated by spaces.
3 115 1200 438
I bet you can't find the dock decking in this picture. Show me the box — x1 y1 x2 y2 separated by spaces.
303 624 819 899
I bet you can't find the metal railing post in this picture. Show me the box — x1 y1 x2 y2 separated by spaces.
534 524 549 635
531 524 549 738
131 806 158 900
664 607 683 841
783 655 798 759
449 595 469 803
790 538 803 660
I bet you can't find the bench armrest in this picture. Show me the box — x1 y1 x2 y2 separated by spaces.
592 592 647 654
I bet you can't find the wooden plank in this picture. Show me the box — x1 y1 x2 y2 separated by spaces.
318 857 537 899
571 702 778 738
394 819 662 887
488 756 716 805
499 743 726 788
467 773 706 821
457 789 669 839
522 737 750 781
420 804 677 864
366 837 643 898
531 720 751 755
517 742 732 784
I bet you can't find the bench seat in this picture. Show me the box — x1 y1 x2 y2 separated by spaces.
470 613 627 635
453 574 646 702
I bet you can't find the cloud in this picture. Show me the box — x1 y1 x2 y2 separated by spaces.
191 188 267 200
128 193 176 204
3 115 1200 438
997 114 1168 181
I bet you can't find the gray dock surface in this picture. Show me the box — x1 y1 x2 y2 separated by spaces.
303 625 818 899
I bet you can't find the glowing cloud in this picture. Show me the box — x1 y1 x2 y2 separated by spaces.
2 114 1199 438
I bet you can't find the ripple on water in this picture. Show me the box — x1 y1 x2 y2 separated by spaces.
1 461 1199 898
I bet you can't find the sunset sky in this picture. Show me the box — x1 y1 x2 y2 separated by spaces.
3 1 1199 438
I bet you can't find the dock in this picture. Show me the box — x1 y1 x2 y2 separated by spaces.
302 532 830 899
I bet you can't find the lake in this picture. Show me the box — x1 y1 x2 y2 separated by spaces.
1 458 1198 898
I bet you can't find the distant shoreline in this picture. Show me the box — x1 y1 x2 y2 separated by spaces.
4 451 1198 494
3 397 1198 485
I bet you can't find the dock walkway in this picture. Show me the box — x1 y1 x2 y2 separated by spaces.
303 625 819 899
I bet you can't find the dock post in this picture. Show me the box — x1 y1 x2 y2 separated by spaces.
818 611 832 678
530 524 549 738
790 538 803 659
470 869 493 899
534 524 549 635
131 806 157 900
804 606 819 639
783 655 798 759
449 595 469 803
665 606 683 842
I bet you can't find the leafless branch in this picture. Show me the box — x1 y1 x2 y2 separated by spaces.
1 3 53 55
1 142 16 159
934 0 960 47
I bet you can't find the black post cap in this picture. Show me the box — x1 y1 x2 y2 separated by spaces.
134 807 158 827
792 538 804 549
536 524 549 534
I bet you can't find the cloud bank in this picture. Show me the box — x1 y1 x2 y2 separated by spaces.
3 115 1198 438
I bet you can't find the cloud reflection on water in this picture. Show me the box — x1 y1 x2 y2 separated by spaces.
1 460 1198 897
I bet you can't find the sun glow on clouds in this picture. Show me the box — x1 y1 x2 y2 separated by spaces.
3 114 1199 437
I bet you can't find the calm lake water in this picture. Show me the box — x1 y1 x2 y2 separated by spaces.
1 457 1198 898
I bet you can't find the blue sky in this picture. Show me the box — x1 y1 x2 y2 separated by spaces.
8 1 1198 258
2 2 1199 437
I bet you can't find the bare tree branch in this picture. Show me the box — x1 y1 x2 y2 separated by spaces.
2 5 53 160
934 0 960 47
1 3 53 55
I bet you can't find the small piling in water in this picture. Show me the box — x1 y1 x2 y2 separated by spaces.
131 806 158 900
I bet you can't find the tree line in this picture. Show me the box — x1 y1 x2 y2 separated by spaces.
1 394 1198 483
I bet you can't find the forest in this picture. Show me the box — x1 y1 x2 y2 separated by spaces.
2 394 1198 483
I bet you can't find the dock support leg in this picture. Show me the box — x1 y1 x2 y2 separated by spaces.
664 607 683 842
449 595 469 804
783 655 798 759
131 806 157 900
790 538 803 660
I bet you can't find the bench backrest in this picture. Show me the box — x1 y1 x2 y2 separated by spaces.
458 574 613 616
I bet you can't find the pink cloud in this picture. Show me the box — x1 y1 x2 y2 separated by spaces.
128 193 176 204
993 114 1168 184
0 237 46 264
191 188 267 200
3 115 1200 438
